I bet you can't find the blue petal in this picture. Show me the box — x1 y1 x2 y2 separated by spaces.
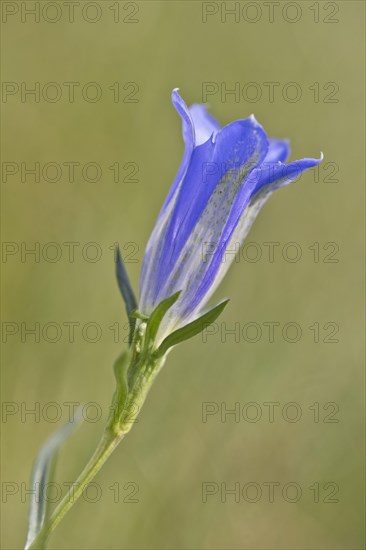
253 155 323 195
155 116 267 297
188 103 221 145
264 138 290 163
140 88 323 342
140 91 195 311
161 93 221 210
160 89 195 211
162 116 268 270
149 118 269 335
182 154 323 316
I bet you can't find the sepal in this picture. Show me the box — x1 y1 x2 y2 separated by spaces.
155 299 229 358
115 246 138 345
145 291 181 347
108 296 228 434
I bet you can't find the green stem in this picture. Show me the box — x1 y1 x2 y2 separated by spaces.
28 428 125 549
28 351 165 550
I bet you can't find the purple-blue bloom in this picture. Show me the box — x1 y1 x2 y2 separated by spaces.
140 89 322 341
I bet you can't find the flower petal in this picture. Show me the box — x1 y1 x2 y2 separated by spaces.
140 88 323 342
160 115 268 276
253 155 324 194
161 89 195 211
189 103 221 145
264 138 290 163
152 117 268 337
183 154 324 316
140 90 194 311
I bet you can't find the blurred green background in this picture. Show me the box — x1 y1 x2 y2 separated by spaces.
1 1 364 548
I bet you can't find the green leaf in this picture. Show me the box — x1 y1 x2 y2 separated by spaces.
107 351 132 430
25 412 82 549
113 350 130 388
145 291 181 346
113 351 130 407
130 311 149 321
155 299 229 358
115 246 138 345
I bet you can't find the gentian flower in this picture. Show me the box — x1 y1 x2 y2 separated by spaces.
140 89 322 343
25 89 323 548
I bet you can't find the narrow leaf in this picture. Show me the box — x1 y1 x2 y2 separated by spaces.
25 412 82 549
109 351 131 428
130 311 148 321
145 291 181 346
115 246 138 345
113 350 130 388
155 299 229 358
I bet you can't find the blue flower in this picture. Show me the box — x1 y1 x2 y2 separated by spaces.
140 89 322 341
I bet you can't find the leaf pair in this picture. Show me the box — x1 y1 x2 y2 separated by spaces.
146 292 229 357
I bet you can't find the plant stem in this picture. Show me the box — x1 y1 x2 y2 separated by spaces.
28 428 125 549
27 335 165 550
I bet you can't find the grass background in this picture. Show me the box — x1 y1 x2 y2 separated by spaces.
1 1 365 548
